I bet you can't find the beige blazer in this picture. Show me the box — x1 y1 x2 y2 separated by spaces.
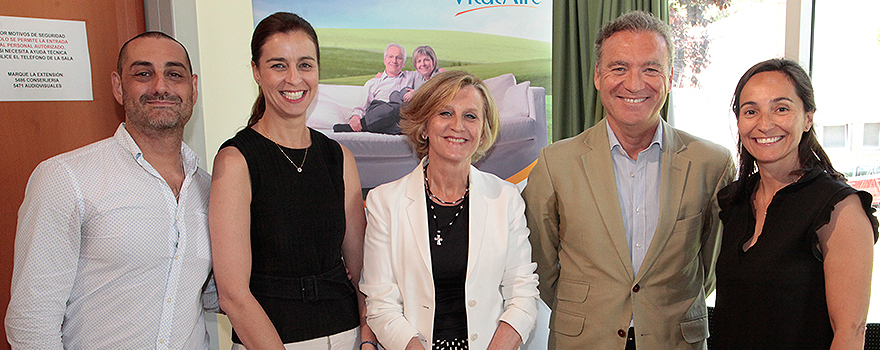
361 160 539 350
523 119 735 350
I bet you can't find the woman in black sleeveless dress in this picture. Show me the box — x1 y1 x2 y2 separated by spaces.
713 58 878 349
208 12 376 349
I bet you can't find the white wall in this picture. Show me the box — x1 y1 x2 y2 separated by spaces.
191 2 255 347
146 1 256 348
191 0 257 173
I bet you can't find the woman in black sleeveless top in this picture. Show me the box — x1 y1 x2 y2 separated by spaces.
208 12 376 349
713 58 878 349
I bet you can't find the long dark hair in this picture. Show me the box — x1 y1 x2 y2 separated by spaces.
729 58 842 197
247 12 319 128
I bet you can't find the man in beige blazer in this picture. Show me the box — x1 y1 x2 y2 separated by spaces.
523 11 735 350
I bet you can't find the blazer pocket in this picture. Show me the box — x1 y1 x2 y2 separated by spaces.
551 308 586 337
680 315 709 344
672 210 703 234
556 279 590 303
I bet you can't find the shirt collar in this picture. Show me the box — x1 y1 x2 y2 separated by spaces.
606 119 664 155
381 71 405 80
115 123 144 159
115 123 200 176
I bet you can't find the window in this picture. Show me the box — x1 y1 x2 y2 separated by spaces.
669 0 787 158
864 123 880 148
812 0 880 171
822 125 847 148
813 0 880 324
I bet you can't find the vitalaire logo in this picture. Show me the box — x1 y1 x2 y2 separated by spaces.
454 0 542 17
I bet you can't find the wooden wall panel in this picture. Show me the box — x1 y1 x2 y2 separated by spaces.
0 2 145 349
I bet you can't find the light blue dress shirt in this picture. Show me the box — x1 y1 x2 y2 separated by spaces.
606 121 663 278
5 124 216 350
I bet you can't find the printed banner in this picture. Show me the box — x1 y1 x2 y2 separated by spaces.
253 0 552 188
0 15 92 101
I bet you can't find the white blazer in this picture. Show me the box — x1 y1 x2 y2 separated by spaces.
360 160 539 350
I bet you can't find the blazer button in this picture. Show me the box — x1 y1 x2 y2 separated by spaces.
618 329 627 338
468 300 477 307
471 334 478 341
632 284 640 293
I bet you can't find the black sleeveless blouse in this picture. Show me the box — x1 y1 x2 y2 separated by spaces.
220 127 359 343
713 168 878 349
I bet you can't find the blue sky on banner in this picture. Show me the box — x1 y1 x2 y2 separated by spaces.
251 0 552 42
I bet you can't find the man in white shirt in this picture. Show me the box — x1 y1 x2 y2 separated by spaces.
5 31 217 350
334 43 423 134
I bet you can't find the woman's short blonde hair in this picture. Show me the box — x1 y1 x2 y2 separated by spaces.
399 70 500 163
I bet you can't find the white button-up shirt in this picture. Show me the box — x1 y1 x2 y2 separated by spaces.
5 124 216 350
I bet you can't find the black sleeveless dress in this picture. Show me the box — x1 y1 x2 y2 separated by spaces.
713 168 878 349
220 127 359 344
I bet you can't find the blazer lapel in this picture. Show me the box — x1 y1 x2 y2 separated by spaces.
465 166 487 281
636 122 690 282
405 160 433 275
583 122 635 278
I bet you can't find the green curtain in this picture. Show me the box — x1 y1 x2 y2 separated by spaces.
551 0 669 141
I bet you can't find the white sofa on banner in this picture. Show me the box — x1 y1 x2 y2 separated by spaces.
305 73 548 189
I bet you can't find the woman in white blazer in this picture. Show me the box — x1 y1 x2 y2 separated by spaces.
360 71 539 350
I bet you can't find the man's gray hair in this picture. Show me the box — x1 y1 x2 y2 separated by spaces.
385 43 406 61
595 10 674 67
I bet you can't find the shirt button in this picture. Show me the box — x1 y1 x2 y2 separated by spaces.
167 298 172 303
636 207 641 213
471 334 478 341
174 255 179 260
159 339 165 344
632 284 641 293
630 173 635 178
618 329 627 337
468 300 477 307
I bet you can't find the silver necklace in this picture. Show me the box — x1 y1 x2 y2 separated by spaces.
422 163 469 246
423 164 469 205
267 133 308 173
428 198 466 246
